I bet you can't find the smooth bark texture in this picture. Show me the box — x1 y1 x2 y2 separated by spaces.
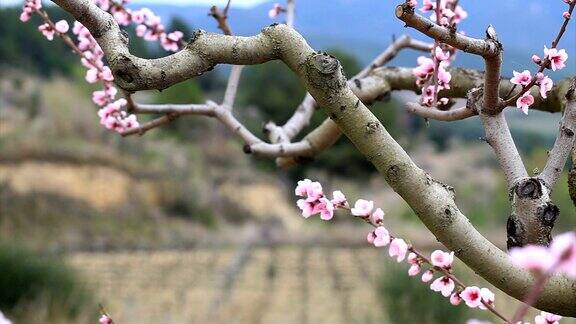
540 81 576 191
51 0 576 315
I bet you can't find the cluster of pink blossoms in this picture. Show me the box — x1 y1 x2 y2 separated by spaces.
295 179 498 313
419 0 468 26
509 231 576 278
295 179 345 220
409 0 468 107
97 98 139 131
91 1 184 53
20 0 187 133
72 20 138 132
19 0 41 22
295 179 570 322
534 311 563 324
38 19 69 41
508 0 572 115
413 49 453 107
511 46 568 114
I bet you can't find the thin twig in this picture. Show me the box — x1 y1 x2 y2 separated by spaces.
500 3 575 109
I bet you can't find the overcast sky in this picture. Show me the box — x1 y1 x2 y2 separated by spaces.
1 0 272 7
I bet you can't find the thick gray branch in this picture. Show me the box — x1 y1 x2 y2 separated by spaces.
539 81 576 190
481 112 528 188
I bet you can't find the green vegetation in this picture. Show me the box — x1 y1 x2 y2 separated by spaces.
0 243 95 322
0 7 76 76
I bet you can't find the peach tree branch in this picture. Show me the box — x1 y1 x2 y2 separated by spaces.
50 0 576 315
539 79 576 191
394 2 571 249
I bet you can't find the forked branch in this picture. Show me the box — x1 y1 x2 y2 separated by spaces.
51 0 576 315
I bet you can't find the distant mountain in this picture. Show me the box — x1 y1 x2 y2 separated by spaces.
138 0 575 78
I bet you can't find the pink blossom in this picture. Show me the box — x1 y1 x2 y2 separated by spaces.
20 0 41 22
137 14 165 42
295 179 323 198
450 292 462 305
408 263 421 276
98 98 124 119
161 31 184 52
430 276 455 297
268 3 283 18
407 0 418 7
296 198 316 218
537 74 553 99
437 66 452 89
38 23 55 41
532 54 542 65
460 286 482 308
421 85 436 106
550 232 576 278
312 198 335 220
97 98 137 133
72 21 85 35
452 5 468 23
112 7 131 26
438 97 450 106
510 70 532 86
351 199 374 217
85 66 114 83
54 20 69 33
372 226 390 247
121 114 139 129
92 88 115 106
95 0 110 11
131 10 146 24
465 320 491 324
534 311 562 324
370 208 384 225
135 25 148 37
295 180 334 220
20 9 32 22
421 269 434 282
478 287 495 310
516 92 534 115
407 252 418 264
413 56 435 78
367 231 376 244
420 0 434 12
388 238 408 262
509 245 554 273
441 8 455 20
99 315 112 324
430 250 454 269
77 34 98 51
438 16 450 26
563 11 571 19
331 190 347 208
435 47 450 61
544 46 568 71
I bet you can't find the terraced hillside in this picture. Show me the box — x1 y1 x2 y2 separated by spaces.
67 247 386 324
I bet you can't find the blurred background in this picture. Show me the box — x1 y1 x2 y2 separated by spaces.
0 0 575 323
